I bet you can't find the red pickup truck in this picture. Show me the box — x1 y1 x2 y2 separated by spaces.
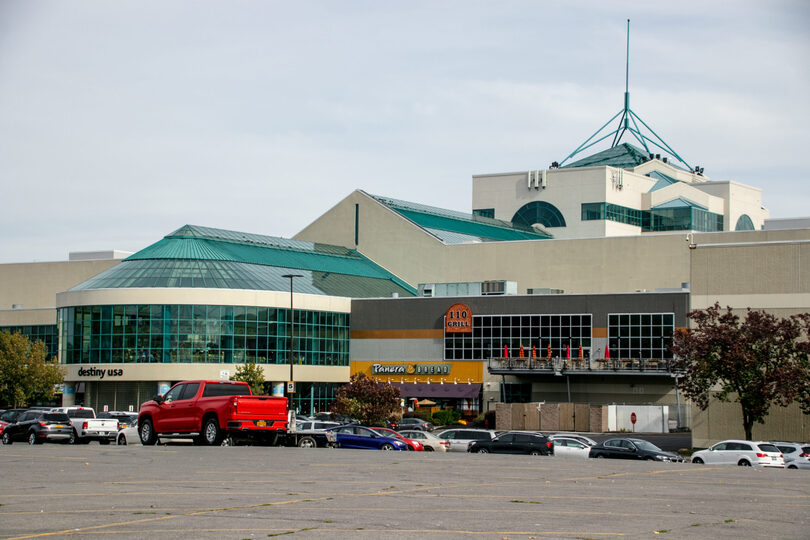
137 380 288 446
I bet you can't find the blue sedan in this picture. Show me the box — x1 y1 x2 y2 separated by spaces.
327 425 407 450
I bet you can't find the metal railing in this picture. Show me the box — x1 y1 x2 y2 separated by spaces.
487 356 677 374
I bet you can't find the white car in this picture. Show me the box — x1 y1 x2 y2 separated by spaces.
552 436 592 458
117 425 139 445
690 440 785 468
437 428 496 452
772 442 810 466
549 433 598 447
295 421 340 432
398 429 449 452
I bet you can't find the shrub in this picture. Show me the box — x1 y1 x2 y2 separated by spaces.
431 409 461 426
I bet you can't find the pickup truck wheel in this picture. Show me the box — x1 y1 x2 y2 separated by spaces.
298 436 317 448
202 417 222 445
139 419 157 446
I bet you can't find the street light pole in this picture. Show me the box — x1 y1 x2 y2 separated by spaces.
281 274 303 408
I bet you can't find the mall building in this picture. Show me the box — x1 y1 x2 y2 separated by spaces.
2 136 808 445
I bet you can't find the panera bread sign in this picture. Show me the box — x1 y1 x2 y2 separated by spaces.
445 303 472 333
371 363 451 375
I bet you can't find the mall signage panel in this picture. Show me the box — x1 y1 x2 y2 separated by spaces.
445 303 472 333
371 363 451 375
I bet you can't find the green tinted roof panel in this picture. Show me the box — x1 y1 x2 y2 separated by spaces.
370 194 551 242
70 224 416 297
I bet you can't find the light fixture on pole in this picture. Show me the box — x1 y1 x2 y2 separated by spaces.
281 273 303 405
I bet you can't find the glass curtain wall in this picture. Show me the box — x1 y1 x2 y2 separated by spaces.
607 313 674 360
0 325 58 359
581 203 723 232
59 305 349 366
444 314 593 360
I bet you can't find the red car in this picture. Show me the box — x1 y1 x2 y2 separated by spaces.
371 427 424 451
0 409 27 436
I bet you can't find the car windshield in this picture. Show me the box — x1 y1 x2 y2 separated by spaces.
633 440 663 452
757 444 780 453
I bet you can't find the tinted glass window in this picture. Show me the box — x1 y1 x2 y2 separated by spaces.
712 443 727 451
440 431 455 440
163 385 185 402
737 443 753 451
201 383 251 397
469 432 491 440
44 413 70 422
757 444 780 453
180 383 200 400
777 445 796 454
67 409 95 419
18 411 36 421
499 434 515 443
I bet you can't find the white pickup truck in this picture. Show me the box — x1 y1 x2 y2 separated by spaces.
52 407 119 445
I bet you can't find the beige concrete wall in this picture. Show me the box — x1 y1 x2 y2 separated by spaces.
690 237 810 313
63 363 350 383
295 190 696 294
692 399 810 448
0 259 120 325
56 288 351 313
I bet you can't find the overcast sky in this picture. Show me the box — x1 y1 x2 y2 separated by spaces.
1 1 808 263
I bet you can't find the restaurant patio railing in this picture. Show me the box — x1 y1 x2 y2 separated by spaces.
487 356 678 374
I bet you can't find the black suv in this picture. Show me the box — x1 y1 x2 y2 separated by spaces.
468 431 554 455
1 410 73 445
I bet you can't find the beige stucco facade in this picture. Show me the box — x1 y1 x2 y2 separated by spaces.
0 259 121 326
471 161 768 239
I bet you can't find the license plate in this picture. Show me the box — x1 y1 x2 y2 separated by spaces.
257 420 266 427
55 425 64 428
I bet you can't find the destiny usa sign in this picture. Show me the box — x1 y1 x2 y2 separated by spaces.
445 303 472 333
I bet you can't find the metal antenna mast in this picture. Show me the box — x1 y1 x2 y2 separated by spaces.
558 20 692 170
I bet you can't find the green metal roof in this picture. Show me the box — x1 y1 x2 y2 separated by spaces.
561 143 650 169
647 170 681 192
70 225 416 297
652 197 707 210
369 194 551 243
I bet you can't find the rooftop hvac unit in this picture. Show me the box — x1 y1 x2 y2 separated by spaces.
482 281 504 295
540 169 547 189
527 170 534 189
527 288 564 295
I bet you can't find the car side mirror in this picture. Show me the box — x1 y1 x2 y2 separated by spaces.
152 394 164 405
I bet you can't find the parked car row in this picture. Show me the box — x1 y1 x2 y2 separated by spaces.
1 406 132 445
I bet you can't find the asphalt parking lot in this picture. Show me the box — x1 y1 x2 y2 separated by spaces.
0 444 807 539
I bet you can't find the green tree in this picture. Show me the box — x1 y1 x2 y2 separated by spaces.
332 372 401 426
230 362 266 395
0 330 65 407
670 303 810 440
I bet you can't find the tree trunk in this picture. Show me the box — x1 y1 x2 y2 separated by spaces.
742 405 753 441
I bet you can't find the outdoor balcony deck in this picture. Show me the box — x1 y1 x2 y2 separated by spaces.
487 356 678 376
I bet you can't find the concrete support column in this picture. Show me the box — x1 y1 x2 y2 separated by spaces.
61 383 76 406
